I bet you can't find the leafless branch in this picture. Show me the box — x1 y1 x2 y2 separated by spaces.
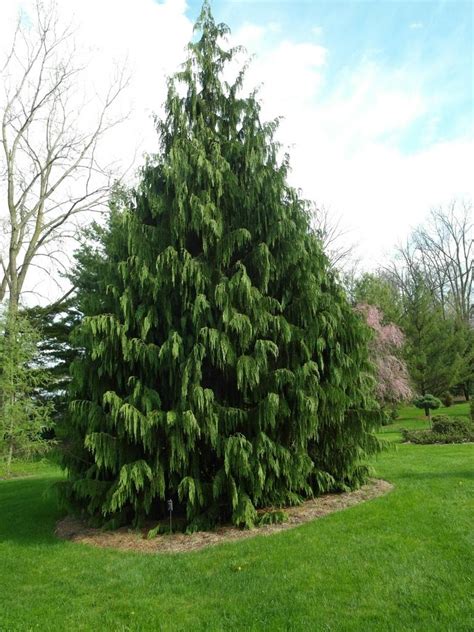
309 202 360 273
0 0 129 313
385 199 473 323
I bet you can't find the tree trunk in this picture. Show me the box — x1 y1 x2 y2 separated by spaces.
426 407 432 427
4 316 17 478
5 442 13 479
462 384 470 401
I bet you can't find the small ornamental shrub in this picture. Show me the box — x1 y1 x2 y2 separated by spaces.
441 392 453 407
147 524 165 539
401 429 430 444
413 394 442 421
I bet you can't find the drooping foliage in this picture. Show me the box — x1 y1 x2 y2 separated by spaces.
355 303 412 405
60 3 381 529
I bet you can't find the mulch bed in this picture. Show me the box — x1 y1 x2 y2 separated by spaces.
55 478 393 554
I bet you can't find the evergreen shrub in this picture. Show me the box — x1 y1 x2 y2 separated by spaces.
441 392 453 407
413 394 441 419
402 416 474 444
431 415 471 436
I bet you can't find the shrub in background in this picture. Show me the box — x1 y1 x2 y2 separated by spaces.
441 392 453 407
431 415 471 436
389 405 400 421
402 415 474 444
413 394 441 423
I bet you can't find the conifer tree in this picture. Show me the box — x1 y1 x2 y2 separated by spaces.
24 300 80 426
60 3 381 529
0 311 53 477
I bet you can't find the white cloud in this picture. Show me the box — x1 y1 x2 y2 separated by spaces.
241 39 327 114
235 22 267 48
268 22 281 34
229 28 472 268
293 137 473 267
409 22 424 30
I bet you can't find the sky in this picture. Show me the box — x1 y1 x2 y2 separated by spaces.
0 0 473 300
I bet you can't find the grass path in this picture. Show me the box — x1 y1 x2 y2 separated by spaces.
0 412 473 631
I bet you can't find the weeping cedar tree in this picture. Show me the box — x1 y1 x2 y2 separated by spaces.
59 4 381 529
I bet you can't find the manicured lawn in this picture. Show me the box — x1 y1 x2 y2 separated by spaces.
1 408 473 631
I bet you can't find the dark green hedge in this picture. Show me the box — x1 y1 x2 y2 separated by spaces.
402 416 474 445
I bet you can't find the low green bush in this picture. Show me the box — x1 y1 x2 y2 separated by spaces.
380 405 400 426
147 524 167 539
390 405 400 421
402 420 474 445
431 415 471 435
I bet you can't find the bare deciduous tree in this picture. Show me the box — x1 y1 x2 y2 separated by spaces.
385 239 421 304
411 200 472 322
309 202 359 274
385 200 473 322
0 1 129 314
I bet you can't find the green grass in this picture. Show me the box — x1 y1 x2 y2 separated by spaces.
1 407 473 631
0 457 54 480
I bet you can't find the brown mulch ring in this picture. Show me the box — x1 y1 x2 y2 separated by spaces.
56 478 393 554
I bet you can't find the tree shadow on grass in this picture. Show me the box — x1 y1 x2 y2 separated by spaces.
0 476 65 547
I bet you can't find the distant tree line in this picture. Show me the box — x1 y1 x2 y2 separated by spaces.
352 200 473 402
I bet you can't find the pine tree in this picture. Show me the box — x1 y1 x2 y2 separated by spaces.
60 3 381 529
400 271 466 396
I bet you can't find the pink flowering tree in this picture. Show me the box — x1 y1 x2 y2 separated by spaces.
356 303 412 406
